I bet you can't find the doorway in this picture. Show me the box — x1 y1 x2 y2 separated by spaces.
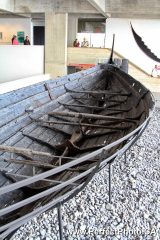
33 26 45 45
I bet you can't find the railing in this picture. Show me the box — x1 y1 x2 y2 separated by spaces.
95 58 108 65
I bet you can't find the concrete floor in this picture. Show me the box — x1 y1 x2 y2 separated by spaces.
139 79 160 109
129 66 160 110
153 92 160 109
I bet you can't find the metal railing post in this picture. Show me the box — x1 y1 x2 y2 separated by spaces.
125 151 127 164
59 157 61 166
58 204 63 240
109 163 112 203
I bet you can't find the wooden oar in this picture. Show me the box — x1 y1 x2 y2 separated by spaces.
65 86 131 96
47 111 136 122
59 102 132 112
30 117 132 130
73 97 126 103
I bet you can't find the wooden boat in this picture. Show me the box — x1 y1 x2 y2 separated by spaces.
0 39 155 239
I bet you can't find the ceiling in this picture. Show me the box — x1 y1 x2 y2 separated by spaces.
0 0 160 20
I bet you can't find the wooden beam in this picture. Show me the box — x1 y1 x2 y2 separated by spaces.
47 111 136 122
40 124 72 136
0 145 52 156
73 97 126 103
44 83 54 100
65 86 131 96
23 133 63 152
30 117 133 130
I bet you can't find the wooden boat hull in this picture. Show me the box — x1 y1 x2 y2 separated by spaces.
0 57 155 239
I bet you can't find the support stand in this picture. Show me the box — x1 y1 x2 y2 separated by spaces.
125 151 127 164
56 150 105 240
58 204 63 240
109 163 111 203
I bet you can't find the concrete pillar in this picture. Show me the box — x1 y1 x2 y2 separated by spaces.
67 14 78 47
45 13 68 78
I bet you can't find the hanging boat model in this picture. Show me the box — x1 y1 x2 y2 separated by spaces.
0 37 155 239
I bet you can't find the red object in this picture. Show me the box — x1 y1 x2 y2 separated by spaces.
69 63 96 67
13 39 18 45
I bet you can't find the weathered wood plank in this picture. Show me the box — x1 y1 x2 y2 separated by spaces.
0 67 100 110
0 96 60 143
0 84 70 127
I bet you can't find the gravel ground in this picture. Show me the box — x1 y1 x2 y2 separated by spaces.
10 109 160 240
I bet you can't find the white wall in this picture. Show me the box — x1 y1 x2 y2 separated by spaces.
0 74 50 94
0 18 31 44
105 19 160 74
0 46 44 83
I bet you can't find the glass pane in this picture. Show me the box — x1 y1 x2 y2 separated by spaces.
90 33 105 48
